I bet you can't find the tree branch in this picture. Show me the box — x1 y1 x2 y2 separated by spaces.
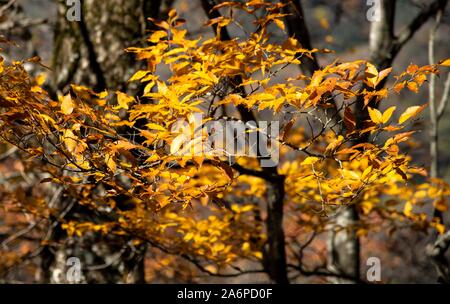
437 72 450 120
395 0 447 54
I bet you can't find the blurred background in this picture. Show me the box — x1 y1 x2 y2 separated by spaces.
0 0 449 283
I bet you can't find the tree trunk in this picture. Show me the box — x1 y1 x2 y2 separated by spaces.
42 0 162 283
52 0 161 92
327 1 397 284
264 171 289 284
327 206 360 282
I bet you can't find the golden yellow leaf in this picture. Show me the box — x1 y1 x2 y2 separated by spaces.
146 123 166 132
394 82 405 94
398 104 426 124
301 156 320 165
60 94 74 115
403 201 413 217
365 62 378 88
435 223 445 234
368 107 383 124
439 58 450 66
62 129 77 153
381 106 396 124
35 73 46 86
149 30 167 43
376 67 392 86
105 153 116 173
129 70 149 82
97 90 108 99
242 242 251 252
114 140 139 151
361 165 373 181
273 19 285 31
115 91 135 110
325 135 344 154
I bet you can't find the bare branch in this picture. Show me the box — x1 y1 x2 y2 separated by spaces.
428 8 442 180
437 72 450 120
395 0 448 53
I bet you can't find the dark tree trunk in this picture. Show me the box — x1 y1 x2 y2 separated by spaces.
42 0 163 283
52 0 162 92
264 172 289 284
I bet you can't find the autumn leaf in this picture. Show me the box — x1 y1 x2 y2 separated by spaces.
60 94 74 115
301 156 320 165
381 106 396 124
217 161 234 179
146 123 166 131
35 73 46 86
343 107 356 134
273 18 285 31
406 64 419 74
376 67 392 86
406 81 418 93
364 63 378 88
438 58 450 66
361 165 373 181
149 30 167 43
113 140 139 151
62 129 77 153
105 153 117 173
129 70 149 82
403 201 413 217
368 107 383 124
434 198 448 212
398 104 427 124
394 82 405 94
115 91 135 110
325 135 344 154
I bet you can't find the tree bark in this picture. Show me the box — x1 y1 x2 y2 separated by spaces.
52 0 162 92
280 0 361 282
427 8 450 282
264 172 289 284
330 1 397 283
42 0 163 283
